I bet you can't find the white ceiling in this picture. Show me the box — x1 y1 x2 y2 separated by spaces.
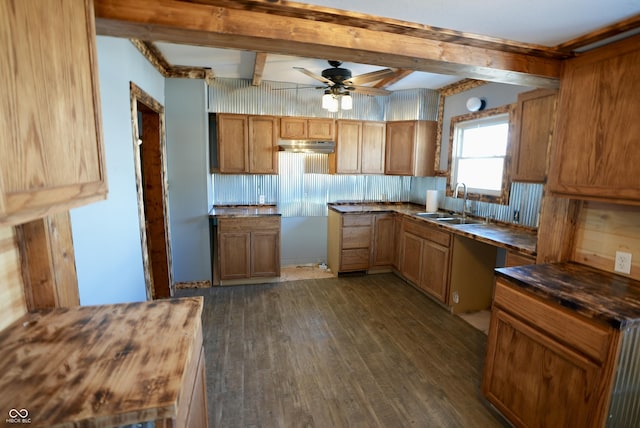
156 0 640 90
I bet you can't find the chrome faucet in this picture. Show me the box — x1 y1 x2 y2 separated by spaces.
454 182 468 218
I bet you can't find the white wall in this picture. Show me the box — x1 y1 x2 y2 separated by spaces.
165 79 212 283
281 217 328 266
70 36 165 305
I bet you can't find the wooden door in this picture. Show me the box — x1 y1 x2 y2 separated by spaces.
385 121 415 175
361 121 386 174
483 308 602 427
0 0 106 227
251 231 280 277
219 232 251 279
548 34 640 204
307 118 335 140
419 240 449 303
280 117 307 139
335 120 362 173
371 214 395 267
248 116 278 174
400 232 422 285
218 114 248 173
510 89 557 182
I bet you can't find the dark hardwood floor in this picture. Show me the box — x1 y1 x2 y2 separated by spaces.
177 273 508 427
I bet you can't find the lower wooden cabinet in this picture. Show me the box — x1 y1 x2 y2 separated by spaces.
218 216 280 281
371 213 395 267
483 279 618 427
399 217 451 303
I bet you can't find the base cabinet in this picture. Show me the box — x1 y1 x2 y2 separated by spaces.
218 217 281 281
483 279 618 428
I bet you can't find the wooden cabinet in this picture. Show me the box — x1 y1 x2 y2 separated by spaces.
483 279 618 427
0 297 208 427
385 121 437 176
510 89 557 182
547 34 640 204
331 121 386 174
399 217 451 303
217 114 278 174
280 117 335 140
504 250 536 267
327 211 396 274
0 0 107 227
218 216 281 281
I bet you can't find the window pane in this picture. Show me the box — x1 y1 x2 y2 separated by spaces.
460 123 509 157
457 158 504 191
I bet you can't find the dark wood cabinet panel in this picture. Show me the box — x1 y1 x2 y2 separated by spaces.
385 121 436 176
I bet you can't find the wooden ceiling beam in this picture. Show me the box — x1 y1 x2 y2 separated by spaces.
252 52 267 86
373 69 414 89
554 13 640 52
94 0 562 89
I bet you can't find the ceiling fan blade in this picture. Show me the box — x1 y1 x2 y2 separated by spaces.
345 68 395 85
271 86 325 91
293 67 334 86
349 85 392 96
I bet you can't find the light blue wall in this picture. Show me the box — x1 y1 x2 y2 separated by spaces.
281 217 328 266
70 36 165 305
165 79 212 283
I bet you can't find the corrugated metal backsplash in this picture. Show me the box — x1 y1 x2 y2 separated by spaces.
208 78 439 121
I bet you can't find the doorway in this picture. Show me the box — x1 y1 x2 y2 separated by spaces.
130 82 173 299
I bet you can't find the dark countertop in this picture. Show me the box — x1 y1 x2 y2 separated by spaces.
495 262 640 329
209 204 281 217
328 202 537 256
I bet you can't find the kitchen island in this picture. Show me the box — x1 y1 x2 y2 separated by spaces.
484 262 640 427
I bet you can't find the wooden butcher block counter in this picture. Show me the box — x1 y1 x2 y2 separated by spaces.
0 297 207 428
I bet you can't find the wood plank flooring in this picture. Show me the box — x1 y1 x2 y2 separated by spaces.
177 273 508 428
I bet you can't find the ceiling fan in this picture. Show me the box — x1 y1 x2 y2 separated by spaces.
294 60 395 97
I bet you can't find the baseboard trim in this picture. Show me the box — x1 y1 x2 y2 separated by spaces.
175 280 211 289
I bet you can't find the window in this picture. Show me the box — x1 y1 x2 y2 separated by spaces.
447 105 512 203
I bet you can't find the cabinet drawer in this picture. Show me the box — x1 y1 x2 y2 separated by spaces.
342 226 371 249
218 216 280 232
342 214 373 227
494 280 613 363
341 249 370 270
403 219 451 247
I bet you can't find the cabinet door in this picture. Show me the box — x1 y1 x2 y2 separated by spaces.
248 116 278 174
510 89 557 182
0 0 107 227
371 214 395 267
280 117 307 139
307 119 335 140
548 35 640 204
251 230 280 277
419 240 449 303
385 121 415 175
218 114 248 173
483 308 602 428
219 232 251 279
335 120 362 173
400 232 422 285
361 122 386 174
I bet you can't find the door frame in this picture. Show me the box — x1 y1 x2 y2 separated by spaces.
129 82 174 299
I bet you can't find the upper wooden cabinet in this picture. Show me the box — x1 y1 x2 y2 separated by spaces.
217 114 278 174
0 0 107 227
510 89 557 183
331 120 386 174
385 121 437 176
547 34 640 205
280 117 335 140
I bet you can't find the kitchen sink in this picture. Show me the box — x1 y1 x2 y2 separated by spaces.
415 212 452 219
435 217 482 225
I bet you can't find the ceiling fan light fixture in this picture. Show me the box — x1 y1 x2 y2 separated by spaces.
341 93 353 110
322 91 333 109
327 96 339 112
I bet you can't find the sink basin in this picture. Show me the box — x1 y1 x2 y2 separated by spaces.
415 212 451 219
435 217 481 225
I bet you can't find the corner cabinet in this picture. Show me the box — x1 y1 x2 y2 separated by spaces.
547 34 640 204
385 121 437 176
331 120 386 174
217 114 278 174
510 89 557 183
0 0 107 227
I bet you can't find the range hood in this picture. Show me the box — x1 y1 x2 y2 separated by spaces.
278 140 335 154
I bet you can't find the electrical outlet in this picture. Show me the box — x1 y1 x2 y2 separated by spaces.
452 291 460 304
615 251 632 275
259 194 265 205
